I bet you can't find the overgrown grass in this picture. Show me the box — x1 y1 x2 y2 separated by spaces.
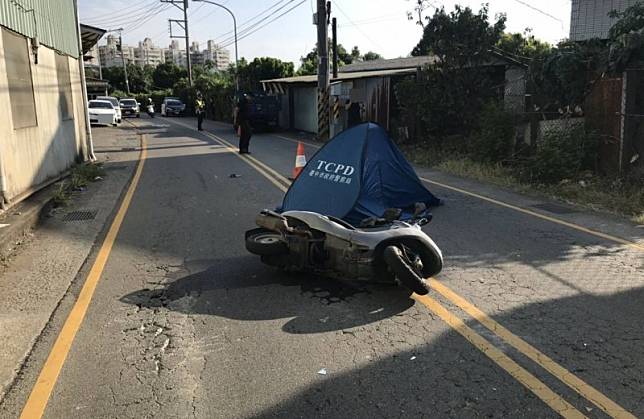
51 182 71 207
402 145 644 225
51 163 105 207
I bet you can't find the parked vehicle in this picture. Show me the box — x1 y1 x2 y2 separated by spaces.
96 96 122 123
161 97 186 117
119 98 140 118
88 100 118 127
245 206 443 295
233 92 280 131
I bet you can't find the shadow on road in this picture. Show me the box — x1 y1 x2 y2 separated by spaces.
249 286 644 417
120 255 414 334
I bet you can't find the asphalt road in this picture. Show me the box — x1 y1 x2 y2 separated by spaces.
1 117 643 418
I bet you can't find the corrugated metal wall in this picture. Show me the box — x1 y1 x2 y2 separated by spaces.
0 0 79 57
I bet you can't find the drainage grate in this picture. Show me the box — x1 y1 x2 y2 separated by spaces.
62 210 97 222
531 203 577 214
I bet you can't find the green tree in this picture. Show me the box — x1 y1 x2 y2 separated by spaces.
350 46 361 62
126 63 153 93
102 66 127 93
362 51 383 61
152 63 187 89
608 2 644 71
406 0 433 28
296 43 367 75
397 4 507 141
238 57 294 91
411 4 506 66
496 30 552 61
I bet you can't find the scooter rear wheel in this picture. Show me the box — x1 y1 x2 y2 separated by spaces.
383 245 430 295
245 228 288 256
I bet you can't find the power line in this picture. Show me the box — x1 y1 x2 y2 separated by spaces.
82 0 159 26
511 0 564 29
219 0 307 49
215 0 296 46
85 5 162 28
332 0 382 50
337 15 400 28
123 4 173 34
218 0 302 47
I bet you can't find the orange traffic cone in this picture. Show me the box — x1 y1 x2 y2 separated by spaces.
291 142 307 180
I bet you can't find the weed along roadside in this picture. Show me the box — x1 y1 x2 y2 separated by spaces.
401 145 644 225
51 164 106 208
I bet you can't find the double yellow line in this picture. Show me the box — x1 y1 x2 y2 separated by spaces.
171 120 636 419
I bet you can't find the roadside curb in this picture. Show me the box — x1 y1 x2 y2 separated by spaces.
0 184 59 263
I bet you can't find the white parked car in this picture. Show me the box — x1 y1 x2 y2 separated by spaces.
88 100 118 126
96 96 122 123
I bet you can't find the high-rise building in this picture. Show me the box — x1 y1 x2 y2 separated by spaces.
96 36 231 70
134 38 165 67
165 40 186 66
203 41 231 71
98 34 135 67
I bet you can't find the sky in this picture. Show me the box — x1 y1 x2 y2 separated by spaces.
79 0 572 67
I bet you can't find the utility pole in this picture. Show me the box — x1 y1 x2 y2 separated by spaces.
316 0 330 140
164 0 193 86
332 17 338 79
118 32 130 94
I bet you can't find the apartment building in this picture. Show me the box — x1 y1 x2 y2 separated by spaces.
204 40 230 71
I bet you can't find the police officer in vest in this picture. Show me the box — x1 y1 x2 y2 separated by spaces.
195 92 205 131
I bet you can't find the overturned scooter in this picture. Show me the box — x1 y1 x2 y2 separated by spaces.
245 204 443 295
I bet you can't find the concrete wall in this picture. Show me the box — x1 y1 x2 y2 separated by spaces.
0 32 87 203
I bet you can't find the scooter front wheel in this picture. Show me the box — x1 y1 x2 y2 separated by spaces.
245 228 288 256
383 245 430 295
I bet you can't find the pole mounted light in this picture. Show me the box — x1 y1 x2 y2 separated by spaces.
192 0 239 91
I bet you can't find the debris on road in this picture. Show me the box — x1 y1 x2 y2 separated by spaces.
410 356 417 361
229 174 241 178
317 368 328 376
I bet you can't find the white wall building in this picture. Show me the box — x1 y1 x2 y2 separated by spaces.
134 38 165 67
98 35 134 67
97 36 231 70
204 40 230 71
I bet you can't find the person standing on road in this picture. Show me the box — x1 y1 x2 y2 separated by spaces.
195 92 205 131
346 99 362 128
236 95 252 154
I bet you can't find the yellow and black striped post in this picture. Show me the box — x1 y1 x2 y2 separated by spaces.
317 87 330 141
332 96 341 121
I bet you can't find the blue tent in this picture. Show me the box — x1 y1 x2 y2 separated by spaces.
281 123 441 225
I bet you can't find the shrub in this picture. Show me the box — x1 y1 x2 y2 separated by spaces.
523 126 598 184
470 103 515 163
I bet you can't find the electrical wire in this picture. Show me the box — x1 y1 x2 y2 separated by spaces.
85 5 162 28
212 0 295 45
511 0 565 29
337 15 401 28
332 0 382 50
218 0 307 49
81 0 159 26
123 4 173 34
